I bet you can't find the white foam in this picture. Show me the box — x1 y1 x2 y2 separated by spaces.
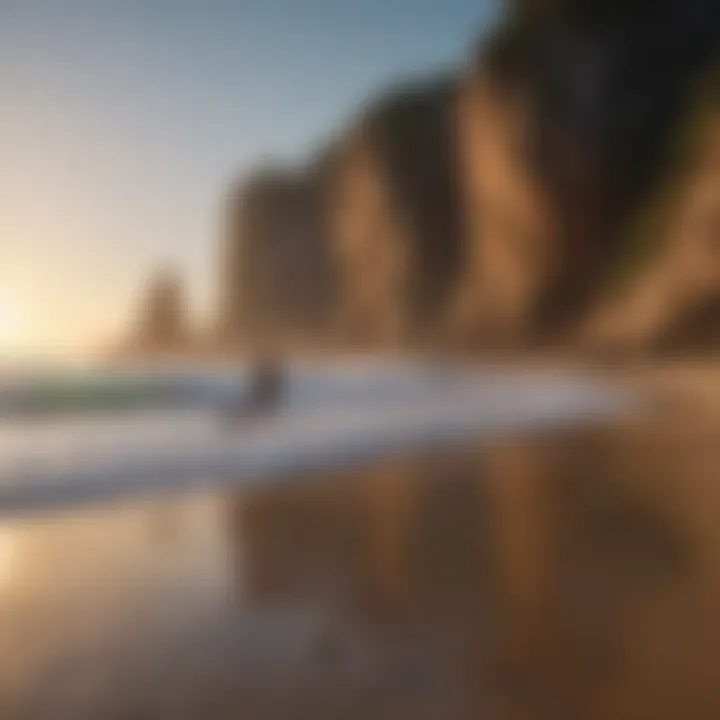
0 362 635 516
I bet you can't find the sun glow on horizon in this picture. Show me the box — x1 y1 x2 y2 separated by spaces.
0 530 16 589
0 297 21 351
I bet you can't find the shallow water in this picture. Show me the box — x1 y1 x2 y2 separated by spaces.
0 397 718 719
0 364 628 515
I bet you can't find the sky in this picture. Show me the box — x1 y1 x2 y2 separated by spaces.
0 0 498 355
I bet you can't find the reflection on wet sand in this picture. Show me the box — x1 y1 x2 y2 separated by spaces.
229 424 700 720
0 412 718 719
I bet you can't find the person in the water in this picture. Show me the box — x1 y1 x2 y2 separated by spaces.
225 354 287 423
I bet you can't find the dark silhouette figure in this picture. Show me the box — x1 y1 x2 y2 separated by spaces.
224 356 287 425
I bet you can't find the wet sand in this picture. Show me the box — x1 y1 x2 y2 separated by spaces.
0 377 719 719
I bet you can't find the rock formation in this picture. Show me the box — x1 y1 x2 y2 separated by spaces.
214 0 720 358
328 77 463 349
130 269 190 355
452 0 720 350
218 163 335 352
581 81 720 353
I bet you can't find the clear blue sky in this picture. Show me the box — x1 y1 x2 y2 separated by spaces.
0 0 498 352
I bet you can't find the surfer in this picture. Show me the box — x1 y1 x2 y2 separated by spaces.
224 354 287 424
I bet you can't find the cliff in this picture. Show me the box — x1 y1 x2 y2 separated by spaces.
218 163 335 351
214 0 720 358
328 77 463 349
581 81 720 353
453 0 720 350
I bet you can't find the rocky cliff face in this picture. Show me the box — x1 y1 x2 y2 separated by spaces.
453 0 720 350
452 61 562 347
328 77 463 349
581 84 720 353
219 164 335 351
216 0 720 357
